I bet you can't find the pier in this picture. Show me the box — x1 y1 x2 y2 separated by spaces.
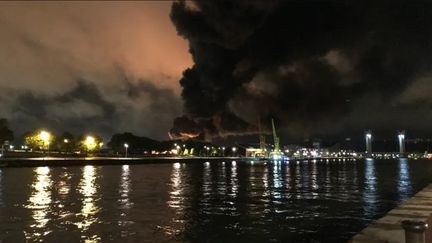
350 184 432 243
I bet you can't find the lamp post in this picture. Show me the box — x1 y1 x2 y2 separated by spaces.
176 145 181 155
398 131 406 156
124 143 129 158
232 147 237 157
365 131 372 155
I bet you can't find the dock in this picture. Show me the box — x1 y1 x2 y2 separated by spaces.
349 184 432 243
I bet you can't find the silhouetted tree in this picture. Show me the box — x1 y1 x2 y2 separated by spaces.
0 118 14 145
108 132 161 153
57 132 75 153
23 129 55 150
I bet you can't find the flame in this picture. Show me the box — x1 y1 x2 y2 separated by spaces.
168 131 200 140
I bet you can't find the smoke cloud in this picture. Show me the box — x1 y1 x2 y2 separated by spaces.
170 0 432 140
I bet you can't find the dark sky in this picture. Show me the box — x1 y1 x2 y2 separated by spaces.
1 1 432 142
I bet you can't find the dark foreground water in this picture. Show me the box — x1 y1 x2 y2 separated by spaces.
0 159 432 243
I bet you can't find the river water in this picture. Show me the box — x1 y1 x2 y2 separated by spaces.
0 158 431 243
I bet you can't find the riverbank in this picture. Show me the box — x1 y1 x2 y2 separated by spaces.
0 156 355 167
349 184 432 243
0 156 240 168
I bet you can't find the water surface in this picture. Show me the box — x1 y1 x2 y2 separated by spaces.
0 158 431 242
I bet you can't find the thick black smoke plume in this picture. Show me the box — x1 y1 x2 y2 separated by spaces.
169 0 432 140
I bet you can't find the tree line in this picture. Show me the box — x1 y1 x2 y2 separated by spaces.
0 118 228 156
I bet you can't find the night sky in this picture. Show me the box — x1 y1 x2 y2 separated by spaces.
1 1 432 142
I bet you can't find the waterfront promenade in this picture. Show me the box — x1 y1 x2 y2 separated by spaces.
350 184 432 243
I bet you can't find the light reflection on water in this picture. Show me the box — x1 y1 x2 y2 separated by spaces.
363 159 378 218
119 165 132 210
24 166 53 241
0 159 426 242
398 158 412 202
168 163 183 210
77 165 100 243
230 161 238 197
118 165 133 238
0 169 3 207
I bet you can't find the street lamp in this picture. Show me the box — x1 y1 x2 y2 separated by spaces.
398 131 405 155
40 130 51 155
84 135 96 155
206 146 210 157
365 131 372 155
232 147 237 157
124 143 129 158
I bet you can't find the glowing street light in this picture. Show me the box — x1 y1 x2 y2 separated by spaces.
63 139 69 143
40 130 51 155
84 135 97 154
124 143 129 158
85 136 95 146
40 131 50 142
232 147 237 157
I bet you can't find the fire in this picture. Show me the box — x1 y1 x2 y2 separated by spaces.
168 131 200 140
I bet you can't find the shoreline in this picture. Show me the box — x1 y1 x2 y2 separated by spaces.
0 156 355 168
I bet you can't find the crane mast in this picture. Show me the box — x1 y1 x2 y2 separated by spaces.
258 119 266 156
270 118 283 159
272 118 280 153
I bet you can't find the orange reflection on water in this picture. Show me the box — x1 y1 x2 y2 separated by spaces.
24 166 53 241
